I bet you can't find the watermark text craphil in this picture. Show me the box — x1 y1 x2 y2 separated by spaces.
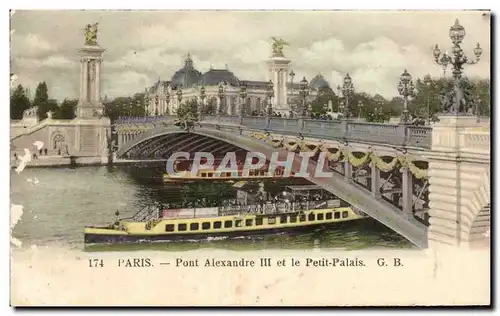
165 151 334 179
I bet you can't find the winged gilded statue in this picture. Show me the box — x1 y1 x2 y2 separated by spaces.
271 37 290 57
85 23 99 45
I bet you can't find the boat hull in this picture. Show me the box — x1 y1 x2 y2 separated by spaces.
84 220 360 245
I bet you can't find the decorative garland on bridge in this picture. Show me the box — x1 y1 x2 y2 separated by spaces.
245 132 429 179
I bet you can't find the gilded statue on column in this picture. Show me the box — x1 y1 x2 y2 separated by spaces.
84 23 99 45
271 37 290 57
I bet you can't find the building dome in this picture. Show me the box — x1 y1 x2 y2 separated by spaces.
170 53 202 89
200 67 240 87
310 74 331 90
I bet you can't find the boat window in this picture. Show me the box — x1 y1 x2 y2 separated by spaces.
214 221 222 229
342 211 348 218
326 212 333 220
334 212 340 219
235 220 243 227
202 222 211 230
226 172 231 177
308 213 315 221
290 215 297 223
299 214 306 222
178 223 187 231
165 224 175 232
268 217 276 225
318 213 324 221
208 173 213 178
201 172 206 178
224 220 233 228
190 223 199 231
256 218 263 226
280 215 288 224
245 219 253 226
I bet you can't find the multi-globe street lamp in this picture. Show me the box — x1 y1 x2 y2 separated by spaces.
165 89 170 115
176 87 183 117
397 69 415 124
357 100 363 119
217 81 227 121
299 77 309 118
154 95 159 116
433 18 483 115
340 74 354 119
239 84 248 123
266 80 274 117
199 85 206 120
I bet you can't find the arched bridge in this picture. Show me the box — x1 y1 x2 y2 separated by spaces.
115 115 436 248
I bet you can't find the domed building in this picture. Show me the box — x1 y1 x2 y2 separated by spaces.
145 53 327 117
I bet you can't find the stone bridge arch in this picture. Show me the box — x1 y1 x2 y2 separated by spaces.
117 126 428 248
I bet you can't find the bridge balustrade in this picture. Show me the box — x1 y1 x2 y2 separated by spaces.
347 122 404 145
269 118 300 132
406 126 432 148
241 116 267 129
302 119 343 138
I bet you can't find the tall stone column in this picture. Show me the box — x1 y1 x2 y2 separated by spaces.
401 166 413 217
78 44 105 118
267 56 291 115
370 162 381 198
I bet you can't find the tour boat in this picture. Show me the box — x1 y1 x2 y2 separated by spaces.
163 167 293 183
84 186 367 245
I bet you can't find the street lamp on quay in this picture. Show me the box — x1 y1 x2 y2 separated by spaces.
340 74 354 119
239 84 248 123
199 85 206 120
176 87 183 116
299 77 309 118
165 89 171 115
357 100 363 120
266 80 274 117
289 70 295 96
154 95 159 116
217 81 227 121
397 69 415 124
433 18 483 115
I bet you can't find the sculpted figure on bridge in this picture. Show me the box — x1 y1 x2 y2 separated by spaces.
84 23 99 45
271 37 289 57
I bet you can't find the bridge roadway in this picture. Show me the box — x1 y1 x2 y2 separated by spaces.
116 122 428 248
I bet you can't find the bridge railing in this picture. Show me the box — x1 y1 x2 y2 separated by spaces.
117 115 434 149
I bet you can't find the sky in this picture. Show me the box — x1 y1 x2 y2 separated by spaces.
10 10 491 101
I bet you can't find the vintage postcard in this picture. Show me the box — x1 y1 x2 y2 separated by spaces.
10 10 491 306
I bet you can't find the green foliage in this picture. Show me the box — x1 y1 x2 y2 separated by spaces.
54 99 77 119
310 86 338 115
177 98 199 121
104 93 148 121
10 84 31 119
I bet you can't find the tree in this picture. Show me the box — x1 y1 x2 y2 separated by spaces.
310 87 337 115
55 99 77 119
10 84 31 119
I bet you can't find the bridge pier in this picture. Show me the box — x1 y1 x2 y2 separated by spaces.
427 116 490 248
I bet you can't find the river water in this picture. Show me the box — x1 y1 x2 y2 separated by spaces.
10 165 413 252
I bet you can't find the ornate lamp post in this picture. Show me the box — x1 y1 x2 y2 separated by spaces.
340 74 354 119
433 19 483 115
299 77 309 118
217 81 227 122
266 80 274 117
289 70 295 96
165 89 171 115
144 94 150 117
154 95 159 116
357 100 363 119
397 69 415 124
176 87 183 115
199 85 206 120
239 84 248 124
